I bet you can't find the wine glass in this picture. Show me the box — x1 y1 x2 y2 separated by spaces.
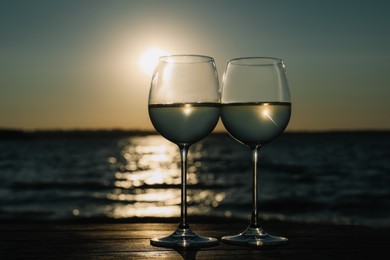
148 55 220 248
220 57 291 246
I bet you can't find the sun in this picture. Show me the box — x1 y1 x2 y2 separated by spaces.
139 48 169 77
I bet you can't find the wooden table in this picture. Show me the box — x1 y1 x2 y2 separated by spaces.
0 220 388 259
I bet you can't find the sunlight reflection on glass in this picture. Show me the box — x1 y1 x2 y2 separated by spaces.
183 104 193 115
161 63 174 81
259 103 280 128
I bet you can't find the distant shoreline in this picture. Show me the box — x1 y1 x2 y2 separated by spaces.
0 128 155 140
0 128 389 140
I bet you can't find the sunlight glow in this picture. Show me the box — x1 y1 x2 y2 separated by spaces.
260 104 279 127
103 135 228 220
262 108 270 118
139 48 169 76
183 104 193 115
110 203 180 218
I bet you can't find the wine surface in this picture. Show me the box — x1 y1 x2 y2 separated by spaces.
149 103 220 145
221 102 291 146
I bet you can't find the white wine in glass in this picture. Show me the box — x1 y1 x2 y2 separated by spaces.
221 57 291 246
148 55 220 248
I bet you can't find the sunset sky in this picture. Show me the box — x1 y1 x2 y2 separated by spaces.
1 0 389 132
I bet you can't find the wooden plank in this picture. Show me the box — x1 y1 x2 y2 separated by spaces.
0 222 389 259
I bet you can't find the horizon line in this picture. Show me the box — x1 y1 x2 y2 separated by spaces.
0 127 389 134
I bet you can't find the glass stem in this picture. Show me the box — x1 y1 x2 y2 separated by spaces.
178 145 190 229
250 145 261 228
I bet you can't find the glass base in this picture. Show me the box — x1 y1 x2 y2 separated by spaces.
150 227 219 248
222 226 288 247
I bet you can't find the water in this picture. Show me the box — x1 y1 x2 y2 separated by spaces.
0 131 389 227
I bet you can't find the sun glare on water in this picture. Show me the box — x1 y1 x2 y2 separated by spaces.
139 48 169 77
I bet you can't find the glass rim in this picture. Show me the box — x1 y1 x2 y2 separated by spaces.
228 57 284 66
159 54 215 64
